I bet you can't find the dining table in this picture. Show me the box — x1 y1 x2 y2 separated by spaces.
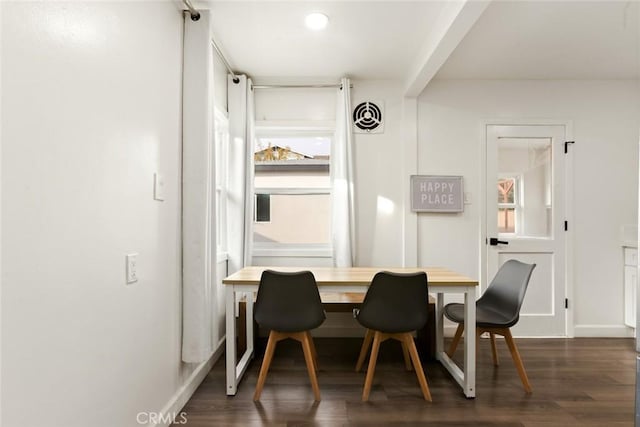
222 266 479 398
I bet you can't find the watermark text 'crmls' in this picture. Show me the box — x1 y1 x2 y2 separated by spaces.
136 411 187 425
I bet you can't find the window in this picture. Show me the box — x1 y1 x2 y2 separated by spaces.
214 109 229 254
253 131 332 250
255 194 271 222
497 138 552 238
497 176 519 234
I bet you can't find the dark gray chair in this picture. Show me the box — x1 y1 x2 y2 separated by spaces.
445 259 536 393
355 271 432 402
253 270 325 401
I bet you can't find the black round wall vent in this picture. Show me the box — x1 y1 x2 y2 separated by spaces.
353 102 382 132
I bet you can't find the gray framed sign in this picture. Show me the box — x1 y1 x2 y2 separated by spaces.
411 175 464 212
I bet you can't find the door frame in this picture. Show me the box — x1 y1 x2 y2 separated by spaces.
480 119 575 337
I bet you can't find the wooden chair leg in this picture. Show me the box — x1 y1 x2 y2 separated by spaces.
306 331 319 371
489 332 499 366
403 333 432 402
300 332 321 401
401 340 412 371
447 323 464 357
356 329 374 372
254 330 280 401
362 331 383 401
502 328 532 393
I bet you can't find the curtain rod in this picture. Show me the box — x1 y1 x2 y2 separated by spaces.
252 83 352 90
183 0 200 21
182 1 239 83
210 40 240 83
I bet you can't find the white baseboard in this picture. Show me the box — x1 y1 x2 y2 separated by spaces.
155 338 225 427
573 325 635 338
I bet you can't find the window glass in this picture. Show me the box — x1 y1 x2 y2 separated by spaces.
253 134 331 245
255 194 271 223
214 112 229 252
497 138 552 238
497 178 515 204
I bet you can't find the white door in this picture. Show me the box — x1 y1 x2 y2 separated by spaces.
486 125 567 337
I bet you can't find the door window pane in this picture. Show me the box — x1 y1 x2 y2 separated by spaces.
497 138 552 238
498 178 515 204
498 208 516 233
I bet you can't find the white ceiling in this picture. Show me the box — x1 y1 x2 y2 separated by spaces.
209 1 447 80
435 1 640 80
207 1 640 83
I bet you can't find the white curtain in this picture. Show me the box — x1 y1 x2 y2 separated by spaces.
244 81 255 266
181 11 216 363
331 77 356 267
227 75 255 273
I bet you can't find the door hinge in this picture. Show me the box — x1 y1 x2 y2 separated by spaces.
564 140 575 154
564 220 568 231
565 298 569 309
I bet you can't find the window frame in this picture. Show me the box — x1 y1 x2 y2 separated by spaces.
214 108 229 259
252 125 334 257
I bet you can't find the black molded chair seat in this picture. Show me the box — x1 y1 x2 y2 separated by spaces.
444 259 536 393
355 271 432 402
253 270 325 401
254 270 325 332
357 271 429 333
444 303 516 329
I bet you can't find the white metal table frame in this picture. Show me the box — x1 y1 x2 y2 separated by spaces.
224 281 477 398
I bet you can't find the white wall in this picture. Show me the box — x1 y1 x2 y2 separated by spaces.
418 79 640 336
351 80 406 267
255 86 336 122
1 2 211 426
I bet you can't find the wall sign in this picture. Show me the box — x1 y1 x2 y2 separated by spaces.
411 175 464 213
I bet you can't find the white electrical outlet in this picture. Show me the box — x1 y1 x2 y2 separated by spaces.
126 253 138 284
154 173 165 201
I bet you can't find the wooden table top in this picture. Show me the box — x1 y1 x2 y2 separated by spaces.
223 266 478 287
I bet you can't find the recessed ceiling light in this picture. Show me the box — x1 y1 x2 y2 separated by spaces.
305 12 329 31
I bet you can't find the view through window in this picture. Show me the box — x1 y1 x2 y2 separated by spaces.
497 177 517 234
254 134 331 246
214 110 229 253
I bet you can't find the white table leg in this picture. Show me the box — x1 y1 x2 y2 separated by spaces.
463 287 476 398
225 287 237 395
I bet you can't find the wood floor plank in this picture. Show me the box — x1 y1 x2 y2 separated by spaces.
173 337 636 427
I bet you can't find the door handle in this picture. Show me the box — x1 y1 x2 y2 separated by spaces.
489 237 509 246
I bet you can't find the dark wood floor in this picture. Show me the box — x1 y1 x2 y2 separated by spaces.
175 337 636 426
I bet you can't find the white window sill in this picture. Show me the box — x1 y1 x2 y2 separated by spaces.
252 245 333 258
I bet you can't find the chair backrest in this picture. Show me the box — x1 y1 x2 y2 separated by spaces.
478 259 536 327
254 270 325 333
357 271 429 333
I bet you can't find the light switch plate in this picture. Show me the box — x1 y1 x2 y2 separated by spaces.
464 192 472 204
154 173 165 201
126 253 138 284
